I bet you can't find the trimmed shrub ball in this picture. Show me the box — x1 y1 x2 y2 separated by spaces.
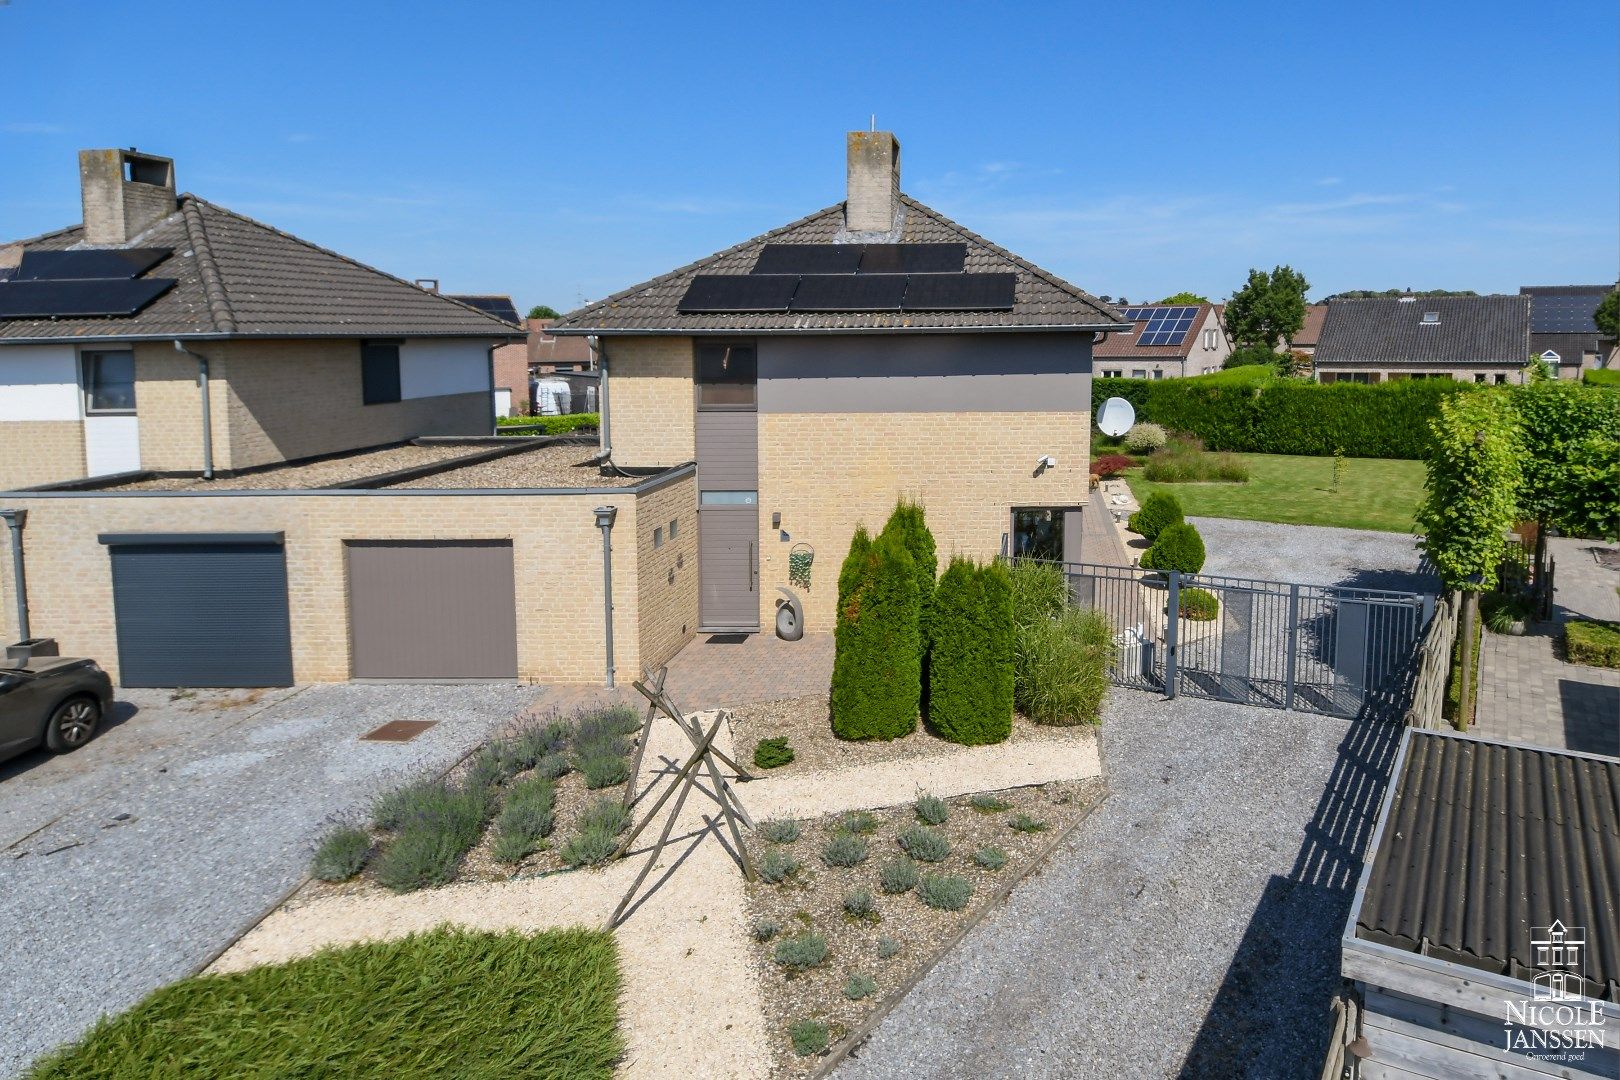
1143 522 1206 575
1127 491 1183 541
1178 586 1220 621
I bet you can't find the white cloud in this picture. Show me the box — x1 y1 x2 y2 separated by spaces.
3 122 65 135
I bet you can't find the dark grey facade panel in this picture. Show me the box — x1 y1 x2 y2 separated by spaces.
108 541 293 688
698 507 759 630
756 333 1092 413
695 410 760 490
346 540 518 680
99 532 286 546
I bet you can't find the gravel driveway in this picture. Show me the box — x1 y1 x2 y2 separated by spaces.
0 682 541 1076
1193 517 1436 594
837 688 1400 1079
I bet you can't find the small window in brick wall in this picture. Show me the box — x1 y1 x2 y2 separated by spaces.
668 518 679 540
653 526 664 548
362 342 402 405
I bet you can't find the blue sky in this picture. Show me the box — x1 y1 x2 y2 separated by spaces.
2 0 1615 312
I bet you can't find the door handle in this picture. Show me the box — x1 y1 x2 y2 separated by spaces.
749 542 757 591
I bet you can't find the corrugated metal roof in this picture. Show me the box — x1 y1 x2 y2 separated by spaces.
1315 295 1530 367
547 196 1125 334
1355 730 1620 1002
0 197 521 342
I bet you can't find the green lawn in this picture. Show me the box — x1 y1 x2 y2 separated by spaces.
28 927 622 1079
1123 453 1425 533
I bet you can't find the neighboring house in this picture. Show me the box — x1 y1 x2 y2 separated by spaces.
0 149 692 689
548 129 1124 635
1290 302 1327 355
1092 303 1229 378
1313 294 1531 384
1520 284 1615 380
529 318 594 373
528 317 599 417
0 149 520 490
447 294 528 415
1342 729 1618 1078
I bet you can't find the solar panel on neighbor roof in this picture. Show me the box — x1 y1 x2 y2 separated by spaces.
752 244 863 275
677 274 800 313
791 274 908 311
857 243 968 275
902 273 1016 312
1124 305 1199 346
0 277 177 319
1530 294 1606 333
13 247 172 281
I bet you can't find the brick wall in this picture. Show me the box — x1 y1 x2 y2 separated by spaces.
221 340 490 469
133 341 231 473
492 341 530 414
0 483 699 686
602 337 694 467
0 422 85 488
757 411 1090 630
634 474 699 676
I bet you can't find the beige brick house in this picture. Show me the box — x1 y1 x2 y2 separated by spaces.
0 149 691 689
550 131 1125 635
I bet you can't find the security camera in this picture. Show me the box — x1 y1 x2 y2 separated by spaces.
1038 455 1057 469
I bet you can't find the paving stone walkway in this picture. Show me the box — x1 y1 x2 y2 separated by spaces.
1474 538 1620 756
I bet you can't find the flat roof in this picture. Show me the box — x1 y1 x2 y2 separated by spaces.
1353 729 1619 1002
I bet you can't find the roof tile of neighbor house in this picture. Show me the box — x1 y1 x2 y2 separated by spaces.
1532 331 1602 366
528 318 594 365
547 195 1124 334
0 197 522 342
1314 294 1530 367
1093 303 1219 358
1292 303 1327 347
1355 731 1619 1001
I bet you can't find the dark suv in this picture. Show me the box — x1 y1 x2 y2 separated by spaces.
0 655 115 764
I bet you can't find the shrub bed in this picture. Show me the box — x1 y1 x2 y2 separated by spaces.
1565 620 1620 668
496 412 600 435
1140 437 1250 483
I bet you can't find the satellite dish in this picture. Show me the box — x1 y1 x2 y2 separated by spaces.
1096 396 1136 438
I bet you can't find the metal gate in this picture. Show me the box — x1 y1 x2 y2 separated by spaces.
1061 562 1433 718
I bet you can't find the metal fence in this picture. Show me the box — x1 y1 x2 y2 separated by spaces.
1055 561 1436 719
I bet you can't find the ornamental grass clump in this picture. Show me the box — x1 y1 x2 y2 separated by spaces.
490 776 556 864
927 558 1015 746
1009 813 1049 834
969 793 1011 813
772 932 828 972
758 818 802 844
759 848 802 884
839 810 879 835
752 918 782 942
559 796 631 868
913 794 949 826
533 753 571 780
876 936 901 959
831 526 922 740
878 856 919 895
465 740 524 790
311 826 371 882
576 750 629 790
1141 437 1249 483
897 825 951 863
1016 606 1113 726
373 781 495 892
822 830 870 868
917 873 974 911
511 718 571 770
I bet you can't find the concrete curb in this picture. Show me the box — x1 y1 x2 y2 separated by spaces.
807 780 1113 1079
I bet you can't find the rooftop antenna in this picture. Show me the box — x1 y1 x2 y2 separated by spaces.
871 114 876 132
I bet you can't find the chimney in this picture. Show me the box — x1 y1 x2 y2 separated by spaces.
79 149 177 245
845 130 900 234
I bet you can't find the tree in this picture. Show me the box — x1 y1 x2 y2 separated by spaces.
1417 391 1524 591
879 499 937 651
1223 343 1284 370
527 304 561 320
1224 266 1310 349
1595 289 1620 341
927 558 1014 746
1154 291 1211 305
1513 381 1620 540
831 528 921 740
1323 288 1477 301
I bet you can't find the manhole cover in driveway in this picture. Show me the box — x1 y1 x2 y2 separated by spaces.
361 720 438 743
1593 547 1620 571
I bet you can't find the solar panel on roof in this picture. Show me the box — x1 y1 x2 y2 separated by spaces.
752 244 863 275
857 243 967 274
0 278 177 319
678 274 799 313
791 274 908 311
1529 293 1607 333
451 296 522 324
13 248 172 281
1132 305 1199 346
901 273 1016 312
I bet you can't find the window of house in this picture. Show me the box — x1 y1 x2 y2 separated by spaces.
82 350 136 413
1011 508 1065 563
1152 369 1164 380
668 518 679 539
653 526 664 548
1475 373 1487 383
1494 373 1507 385
1101 368 1123 378
1422 311 1440 324
1204 328 1217 350
1130 369 1148 379
361 342 402 405
696 343 756 408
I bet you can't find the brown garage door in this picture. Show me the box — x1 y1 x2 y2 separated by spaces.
346 540 518 679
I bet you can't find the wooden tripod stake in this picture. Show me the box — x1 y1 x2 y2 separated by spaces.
609 670 757 928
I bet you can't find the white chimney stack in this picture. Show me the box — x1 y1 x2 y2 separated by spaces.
845 130 900 234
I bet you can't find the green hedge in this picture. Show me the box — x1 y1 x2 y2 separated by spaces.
1583 369 1620 387
927 558 1014 745
1565 620 1620 668
831 528 921 740
1093 377 1471 458
497 413 600 435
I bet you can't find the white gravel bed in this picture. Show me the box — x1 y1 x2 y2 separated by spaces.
112 443 479 490
0 682 541 1077
835 687 1398 1079
384 442 635 488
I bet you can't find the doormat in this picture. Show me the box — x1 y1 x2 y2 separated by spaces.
1593 547 1620 571
360 720 438 743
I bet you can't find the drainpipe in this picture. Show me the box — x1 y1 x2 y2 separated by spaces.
485 343 499 433
594 505 618 687
0 509 29 642
173 340 214 479
593 336 610 456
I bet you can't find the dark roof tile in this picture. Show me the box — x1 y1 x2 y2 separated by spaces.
1315 295 1530 367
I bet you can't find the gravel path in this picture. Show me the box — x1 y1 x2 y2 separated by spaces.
836 688 1399 1079
1193 517 1436 594
0 682 540 1076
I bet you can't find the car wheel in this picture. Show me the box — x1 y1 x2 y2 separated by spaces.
44 696 101 753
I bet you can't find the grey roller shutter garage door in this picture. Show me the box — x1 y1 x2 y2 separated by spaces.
103 535 294 688
347 540 518 679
